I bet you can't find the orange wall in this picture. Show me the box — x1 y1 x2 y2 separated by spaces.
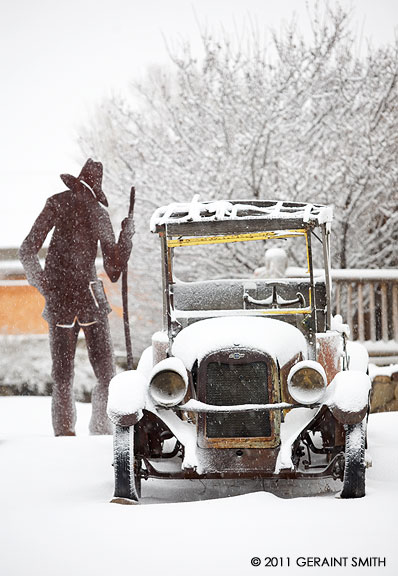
0 275 120 335
0 283 48 334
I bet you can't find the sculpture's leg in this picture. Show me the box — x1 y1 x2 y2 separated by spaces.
84 316 115 435
49 323 80 436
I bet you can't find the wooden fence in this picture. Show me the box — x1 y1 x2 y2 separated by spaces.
332 269 398 364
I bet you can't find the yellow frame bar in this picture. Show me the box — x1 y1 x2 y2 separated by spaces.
167 229 307 248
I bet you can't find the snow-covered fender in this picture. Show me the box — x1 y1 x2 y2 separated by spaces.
107 351 189 428
107 370 147 427
346 340 369 372
323 370 372 425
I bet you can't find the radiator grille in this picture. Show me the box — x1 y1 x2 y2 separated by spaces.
205 361 271 438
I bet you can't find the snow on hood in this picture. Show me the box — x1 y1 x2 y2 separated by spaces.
172 316 308 369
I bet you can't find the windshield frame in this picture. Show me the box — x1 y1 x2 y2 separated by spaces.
168 228 314 316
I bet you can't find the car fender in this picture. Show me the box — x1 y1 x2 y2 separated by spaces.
324 370 371 425
346 340 369 372
107 370 147 426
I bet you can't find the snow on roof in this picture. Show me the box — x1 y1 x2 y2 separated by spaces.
150 195 333 232
172 316 308 369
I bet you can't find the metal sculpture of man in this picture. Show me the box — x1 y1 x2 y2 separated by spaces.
19 159 134 436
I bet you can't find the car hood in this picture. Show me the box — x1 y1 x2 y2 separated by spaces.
172 316 308 370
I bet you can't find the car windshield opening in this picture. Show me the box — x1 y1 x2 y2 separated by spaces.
170 230 311 283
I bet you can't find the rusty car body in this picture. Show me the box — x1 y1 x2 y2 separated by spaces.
107 199 371 503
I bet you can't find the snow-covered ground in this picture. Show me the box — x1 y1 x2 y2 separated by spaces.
0 397 397 575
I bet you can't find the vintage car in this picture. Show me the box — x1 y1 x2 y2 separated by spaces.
107 199 371 503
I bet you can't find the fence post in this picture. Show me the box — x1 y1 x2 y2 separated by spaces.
381 283 389 342
369 282 376 342
347 282 353 337
357 282 365 341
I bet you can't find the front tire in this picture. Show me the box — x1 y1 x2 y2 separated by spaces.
113 425 141 503
340 420 366 499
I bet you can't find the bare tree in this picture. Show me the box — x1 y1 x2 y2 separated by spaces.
79 2 398 354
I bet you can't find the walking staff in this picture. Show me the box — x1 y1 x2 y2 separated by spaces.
122 187 135 370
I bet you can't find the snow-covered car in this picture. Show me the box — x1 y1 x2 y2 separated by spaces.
107 199 371 503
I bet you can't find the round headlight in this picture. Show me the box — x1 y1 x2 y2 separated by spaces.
149 358 188 407
287 360 327 405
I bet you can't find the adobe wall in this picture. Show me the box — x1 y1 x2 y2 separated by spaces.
370 372 398 413
0 283 48 334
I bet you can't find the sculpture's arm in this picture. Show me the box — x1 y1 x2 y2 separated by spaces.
98 209 134 283
19 199 56 293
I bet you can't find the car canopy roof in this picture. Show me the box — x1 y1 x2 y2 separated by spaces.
150 197 333 237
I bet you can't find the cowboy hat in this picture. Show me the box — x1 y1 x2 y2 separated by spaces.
60 158 108 206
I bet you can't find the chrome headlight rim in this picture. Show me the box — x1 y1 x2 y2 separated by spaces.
149 358 188 408
287 360 327 405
